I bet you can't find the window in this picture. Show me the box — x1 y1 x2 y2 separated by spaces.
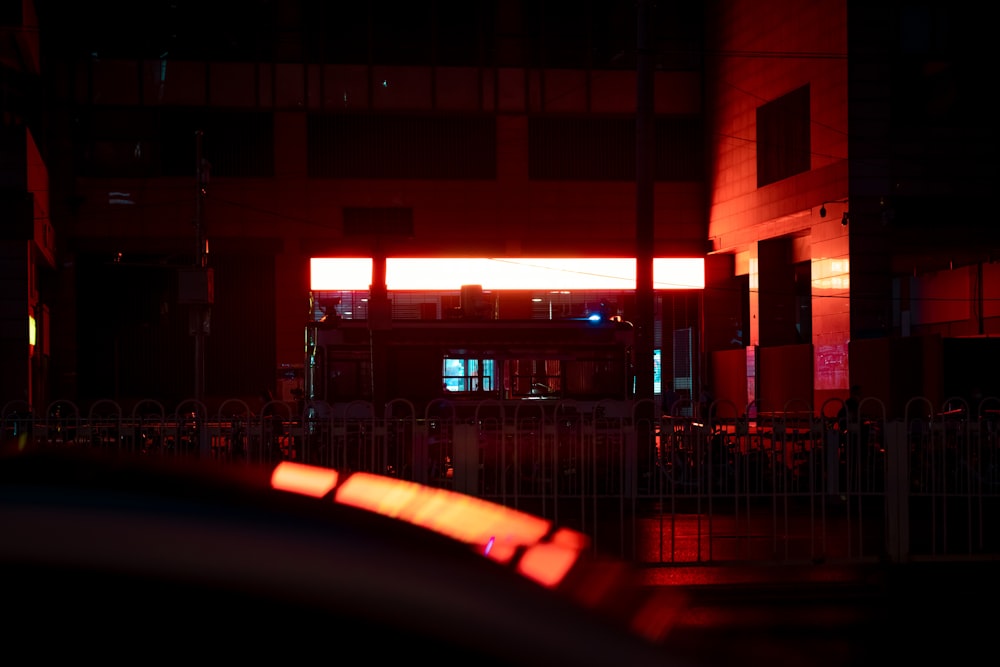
528 116 704 181
510 359 561 398
443 358 494 393
756 85 810 187
79 108 157 178
160 110 274 178
308 114 496 179
529 116 634 181
343 208 414 237
327 355 372 402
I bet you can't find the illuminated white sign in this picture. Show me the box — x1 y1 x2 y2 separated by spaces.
311 257 704 290
310 257 374 291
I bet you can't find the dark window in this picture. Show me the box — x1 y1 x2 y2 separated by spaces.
1 1 27 23
499 0 701 71
434 0 491 66
529 115 704 181
892 5 991 127
531 0 593 68
343 208 414 237
648 1 705 72
794 260 812 344
37 1 275 61
79 108 273 178
325 354 371 401
205 252 278 397
509 359 560 398
160 110 274 178
308 114 496 179
370 3 434 65
156 1 277 61
75 252 184 403
756 85 810 187
564 358 625 398
39 0 701 71
301 1 369 64
77 108 158 178
655 116 704 181
529 116 634 180
74 250 276 405
304 1 481 66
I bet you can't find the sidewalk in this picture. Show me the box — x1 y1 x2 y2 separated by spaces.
645 560 999 666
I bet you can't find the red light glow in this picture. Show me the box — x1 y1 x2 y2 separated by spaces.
515 528 589 588
271 461 339 498
310 257 704 291
270 462 590 588
387 258 636 290
309 257 373 291
335 472 555 566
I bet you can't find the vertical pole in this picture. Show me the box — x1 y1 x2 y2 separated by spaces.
189 130 212 457
884 421 910 563
368 246 390 415
194 130 206 405
635 0 655 408
634 0 656 498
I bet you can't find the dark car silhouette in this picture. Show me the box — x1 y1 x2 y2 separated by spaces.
0 447 690 666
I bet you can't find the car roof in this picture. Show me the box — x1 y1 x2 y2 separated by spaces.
0 447 690 666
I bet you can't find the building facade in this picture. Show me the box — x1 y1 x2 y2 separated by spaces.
1 0 54 413
3 0 996 417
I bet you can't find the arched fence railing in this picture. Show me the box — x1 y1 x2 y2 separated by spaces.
3 395 998 565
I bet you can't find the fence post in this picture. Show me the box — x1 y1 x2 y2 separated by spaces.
623 428 637 497
825 428 840 497
884 420 910 563
412 423 429 485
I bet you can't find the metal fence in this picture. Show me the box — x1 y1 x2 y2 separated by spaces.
4 394 999 566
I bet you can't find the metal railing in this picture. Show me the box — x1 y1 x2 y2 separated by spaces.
4 395 999 566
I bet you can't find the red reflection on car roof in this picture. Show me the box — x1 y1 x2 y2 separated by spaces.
270 461 588 588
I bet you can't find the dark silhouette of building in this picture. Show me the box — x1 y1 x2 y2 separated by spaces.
2 1 997 416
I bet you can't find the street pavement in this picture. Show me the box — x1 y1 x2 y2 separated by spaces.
643 560 999 666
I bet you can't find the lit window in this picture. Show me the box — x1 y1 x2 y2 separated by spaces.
443 357 494 393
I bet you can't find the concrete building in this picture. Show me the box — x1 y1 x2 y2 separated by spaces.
2 0 996 417
1 0 52 413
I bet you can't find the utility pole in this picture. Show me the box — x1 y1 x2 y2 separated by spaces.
635 0 655 410
628 0 657 501
182 130 212 407
194 130 206 404
172 130 214 455
368 241 391 415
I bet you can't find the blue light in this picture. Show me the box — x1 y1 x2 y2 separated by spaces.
587 313 602 322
